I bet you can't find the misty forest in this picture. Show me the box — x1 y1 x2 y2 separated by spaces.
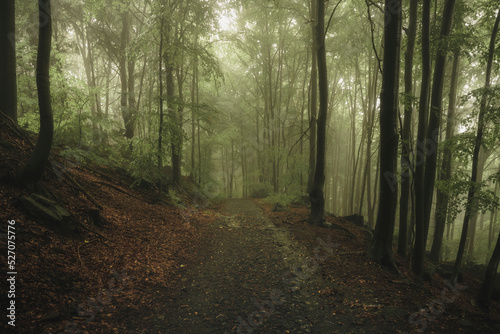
2 0 500 333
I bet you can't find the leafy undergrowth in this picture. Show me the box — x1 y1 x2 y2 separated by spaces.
0 120 218 333
258 201 500 333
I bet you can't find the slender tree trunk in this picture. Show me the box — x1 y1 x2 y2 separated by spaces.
198 119 202 183
174 62 185 186
349 85 358 215
430 51 460 262
120 11 134 140
398 0 418 258
300 52 310 190
127 58 136 136
163 27 181 185
412 0 431 278
423 0 456 239
307 0 318 194
488 168 500 254
230 139 235 197
190 38 198 180
456 9 500 287
17 0 53 184
158 16 164 184
75 24 98 137
0 0 17 124
136 58 147 137
368 0 402 273
466 150 488 260
308 0 328 226
364 57 378 227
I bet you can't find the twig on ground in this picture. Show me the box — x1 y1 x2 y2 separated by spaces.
92 180 147 202
64 173 103 209
77 239 99 267
78 221 112 242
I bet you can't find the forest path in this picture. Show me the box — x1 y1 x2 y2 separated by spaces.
149 198 355 333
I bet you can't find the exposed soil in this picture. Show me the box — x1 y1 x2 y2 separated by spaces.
118 198 500 334
155 198 341 333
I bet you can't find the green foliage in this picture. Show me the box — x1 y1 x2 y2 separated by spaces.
127 137 162 183
264 190 303 208
438 84 500 226
59 146 119 168
436 176 500 224
167 188 184 208
473 219 500 264
460 86 500 148
247 182 273 198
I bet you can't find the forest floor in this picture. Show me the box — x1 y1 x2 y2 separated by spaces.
2 119 500 333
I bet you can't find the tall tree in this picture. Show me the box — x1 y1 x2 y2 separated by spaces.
17 0 53 184
457 8 500 287
120 10 135 140
398 0 418 258
158 10 165 187
423 0 456 236
307 0 318 194
430 51 460 262
368 0 401 273
414 0 456 278
0 0 17 123
308 0 331 225
412 0 431 278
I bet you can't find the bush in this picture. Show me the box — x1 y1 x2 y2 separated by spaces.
264 191 303 208
248 183 273 198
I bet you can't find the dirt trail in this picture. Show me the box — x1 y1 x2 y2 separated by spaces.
151 198 364 333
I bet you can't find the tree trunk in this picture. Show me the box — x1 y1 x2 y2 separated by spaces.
466 150 488 260
158 15 164 183
190 38 198 180
198 119 202 183
479 227 500 309
307 0 317 194
488 167 500 254
454 8 500 285
398 0 418 258
412 0 431 278
423 0 456 238
120 11 133 140
308 0 327 226
167 62 181 185
17 0 53 184
368 0 401 273
364 57 378 228
127 58 136 136
0 0 17 123
349 84 358 215
429 51 460 262
163 24 181 185
174 62 184 186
